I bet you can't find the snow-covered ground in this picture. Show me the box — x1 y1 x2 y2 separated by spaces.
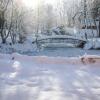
0 42 37 54
1 43 100 57
84 38 100 50
0 53 100 100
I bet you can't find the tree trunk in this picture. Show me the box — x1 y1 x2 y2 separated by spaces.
2 38 6 44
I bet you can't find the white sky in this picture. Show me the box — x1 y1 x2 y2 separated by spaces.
22 0 62 8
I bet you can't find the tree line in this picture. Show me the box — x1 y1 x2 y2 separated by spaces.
0 0 100 44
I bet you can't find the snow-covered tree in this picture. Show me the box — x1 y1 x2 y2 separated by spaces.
0 0 13 43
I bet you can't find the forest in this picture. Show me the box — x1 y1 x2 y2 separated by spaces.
0 0 100 45
1 1 100 100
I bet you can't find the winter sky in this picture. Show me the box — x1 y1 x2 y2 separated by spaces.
22 0 58 8
21 0 79 9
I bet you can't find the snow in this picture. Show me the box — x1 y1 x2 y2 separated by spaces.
50 26 98 40
84 38 100 50
37 35 85 41
42 43 75 48
0 42 37 54
79 29 98 38
0 53 100 100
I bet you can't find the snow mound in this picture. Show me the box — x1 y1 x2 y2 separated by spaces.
84 38 100 50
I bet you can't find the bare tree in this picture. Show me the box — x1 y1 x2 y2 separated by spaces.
0 0 12 43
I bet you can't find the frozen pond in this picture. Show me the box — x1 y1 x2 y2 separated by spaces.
23 47 100 57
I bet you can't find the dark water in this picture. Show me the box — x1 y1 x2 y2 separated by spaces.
23 47 100 57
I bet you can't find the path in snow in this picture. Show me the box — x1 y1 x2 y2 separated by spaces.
0 54 100 100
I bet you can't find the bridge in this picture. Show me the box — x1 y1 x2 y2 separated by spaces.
33 35 86 48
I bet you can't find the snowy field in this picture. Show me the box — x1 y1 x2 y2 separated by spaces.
0 53 100 100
